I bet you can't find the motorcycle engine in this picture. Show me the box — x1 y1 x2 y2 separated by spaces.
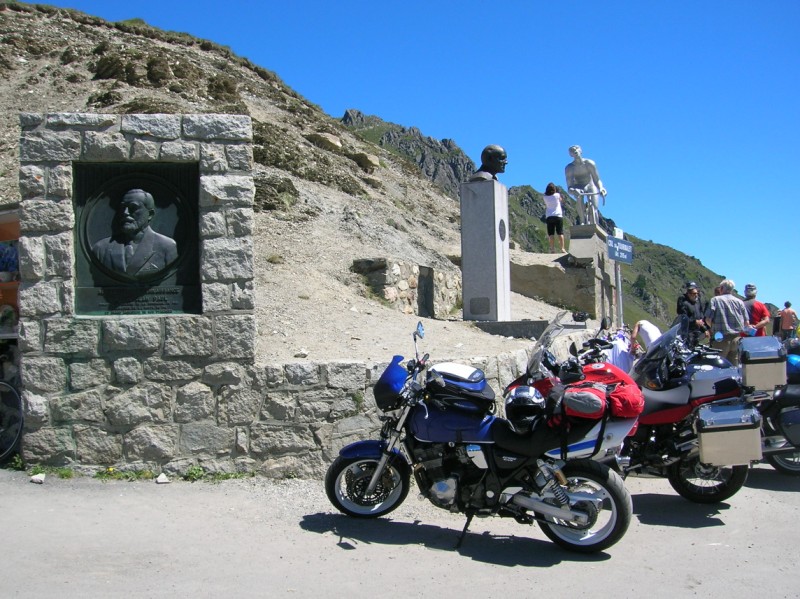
412 443 497 510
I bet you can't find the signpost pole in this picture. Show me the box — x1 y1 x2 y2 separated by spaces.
608 228 633 328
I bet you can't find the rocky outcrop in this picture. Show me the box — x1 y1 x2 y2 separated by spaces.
341 109 475 198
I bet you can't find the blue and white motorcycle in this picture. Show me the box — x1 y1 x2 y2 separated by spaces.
325 317 636 553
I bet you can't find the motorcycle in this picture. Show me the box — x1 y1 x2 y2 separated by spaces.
742 336 800 475
614 317 760 503
325 316 636 553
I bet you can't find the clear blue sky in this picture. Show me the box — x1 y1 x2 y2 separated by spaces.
43 1 800 308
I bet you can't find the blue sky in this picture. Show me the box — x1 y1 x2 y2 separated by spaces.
43 1 800 308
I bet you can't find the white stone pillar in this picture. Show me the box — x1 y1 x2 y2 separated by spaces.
459 180 511 321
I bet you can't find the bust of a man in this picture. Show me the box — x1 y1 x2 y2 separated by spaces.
92 188 178 278
469 144 507 181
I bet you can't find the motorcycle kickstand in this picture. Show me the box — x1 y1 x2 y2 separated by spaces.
455 511 474 549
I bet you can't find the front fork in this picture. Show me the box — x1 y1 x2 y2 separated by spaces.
364 404 413 496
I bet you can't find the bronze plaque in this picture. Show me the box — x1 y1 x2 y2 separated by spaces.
74 163 200 315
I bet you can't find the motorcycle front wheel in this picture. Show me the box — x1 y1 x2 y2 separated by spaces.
766 451 800 475
667 456 748 503
537 460 632 554
325 455 410 518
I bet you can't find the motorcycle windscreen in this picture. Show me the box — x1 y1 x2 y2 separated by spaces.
409 406 495 443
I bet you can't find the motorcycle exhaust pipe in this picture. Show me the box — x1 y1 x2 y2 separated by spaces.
511 493 590 525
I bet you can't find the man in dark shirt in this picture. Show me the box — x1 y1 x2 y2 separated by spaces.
677 282 708 346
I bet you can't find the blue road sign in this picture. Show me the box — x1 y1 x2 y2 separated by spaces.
607 236 633 264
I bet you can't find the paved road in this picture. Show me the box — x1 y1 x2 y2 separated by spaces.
2 463 799 598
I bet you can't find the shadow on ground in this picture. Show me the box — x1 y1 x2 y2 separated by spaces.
631 492 731 528
299 512 612 566
745 464 800 492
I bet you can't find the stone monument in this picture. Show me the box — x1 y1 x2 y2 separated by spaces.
460 145 511 321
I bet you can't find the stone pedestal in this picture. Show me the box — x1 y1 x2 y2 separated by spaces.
459 180 510 321
566 225 616 323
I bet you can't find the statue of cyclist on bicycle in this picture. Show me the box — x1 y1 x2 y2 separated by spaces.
564 145 607 226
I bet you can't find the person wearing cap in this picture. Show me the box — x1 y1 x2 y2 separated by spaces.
743 284 770 338
677 281 708 346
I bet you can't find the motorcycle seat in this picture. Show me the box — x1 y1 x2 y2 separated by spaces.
490 418 595 458
775 384 800 408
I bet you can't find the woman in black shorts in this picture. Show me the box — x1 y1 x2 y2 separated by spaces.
543 182 565 253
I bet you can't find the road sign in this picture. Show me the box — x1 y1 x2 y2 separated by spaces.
607 236 633 264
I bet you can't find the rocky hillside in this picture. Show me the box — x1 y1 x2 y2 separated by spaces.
0 2 734 337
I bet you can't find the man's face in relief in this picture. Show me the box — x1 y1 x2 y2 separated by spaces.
115 192 153 240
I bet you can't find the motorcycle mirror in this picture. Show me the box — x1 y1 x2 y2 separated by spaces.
569 341 578 356
600 316 612 331
414 321 425 340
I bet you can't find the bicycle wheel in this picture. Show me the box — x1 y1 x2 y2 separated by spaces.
0 381 22 463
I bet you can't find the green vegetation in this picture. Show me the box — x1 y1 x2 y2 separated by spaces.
29 464 76 479
94 467 154 482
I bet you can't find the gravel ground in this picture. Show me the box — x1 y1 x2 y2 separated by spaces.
3 463 800 598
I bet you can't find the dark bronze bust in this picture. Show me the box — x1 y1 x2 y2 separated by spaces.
91 188 178 278
469 144 507 181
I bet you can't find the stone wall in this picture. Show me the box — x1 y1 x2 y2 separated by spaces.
17 112 258 473
351 258 461 318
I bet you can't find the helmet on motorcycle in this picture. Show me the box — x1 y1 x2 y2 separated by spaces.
558 358 585 384
505 386 546 432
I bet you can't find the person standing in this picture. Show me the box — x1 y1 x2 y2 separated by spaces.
705 279 749 365
779 301 798 340
677 281 709 346
542 182 566 253
742 284 771 337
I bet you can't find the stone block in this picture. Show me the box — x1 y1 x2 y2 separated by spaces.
21 427 75 465
19 165 45 199
113 357 143 385
21 355 67 393
20 199 74 234
102 319 162 352
179 423 233 455
160 141 198 162
104 382 172 427
164 316 213 357
51 389 104 423
20 130 81 162
19 281 63 317
44 319 99 357
214 314 256 359
124 424 179 461
182 115 252 141
74 425 123 465
82 131 129 161
69 359 111 390
199 175 255 208
201 237 253 281
121 114 181 139
175 381 215 423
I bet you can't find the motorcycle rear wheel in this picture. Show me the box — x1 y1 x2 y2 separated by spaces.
667 456 748 503
766 452 800 476
325 455 410 518
537 460 632 554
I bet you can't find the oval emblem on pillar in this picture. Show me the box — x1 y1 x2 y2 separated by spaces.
498 219 506 241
